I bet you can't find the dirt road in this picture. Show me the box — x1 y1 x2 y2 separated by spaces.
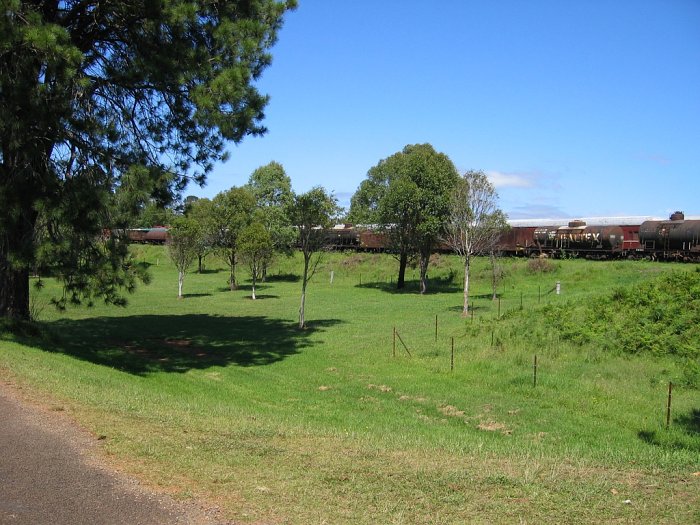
0 381 229 525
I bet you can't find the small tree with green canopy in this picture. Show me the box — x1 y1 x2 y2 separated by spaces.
185 197 217 273
211 187 256 290
349 144 459 293
166 217 200 299
445 170 508 316
239 222 274 300
287 187 338 329
246 161 295 279
137 202 176 228
0 0 296 321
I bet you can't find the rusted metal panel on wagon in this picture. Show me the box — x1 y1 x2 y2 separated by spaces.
145 227 169 243
358 229 388 251
620 225 641 250
497 226 537 254
325 225 360 250
640 212 700 252
555 223 625 251
126 228 149 243
533 226 560 250
667 222 700 251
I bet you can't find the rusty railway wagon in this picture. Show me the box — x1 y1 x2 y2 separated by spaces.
124 211 700 261
638 212 700 261
125 227 169 244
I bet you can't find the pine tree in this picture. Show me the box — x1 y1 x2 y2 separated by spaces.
0 0 295 320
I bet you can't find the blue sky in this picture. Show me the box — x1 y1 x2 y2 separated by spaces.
191 0 700 220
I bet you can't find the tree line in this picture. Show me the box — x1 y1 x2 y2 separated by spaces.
169 146 507 325
166 161 338 329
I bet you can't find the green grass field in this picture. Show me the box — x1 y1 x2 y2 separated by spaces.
1 248 699 524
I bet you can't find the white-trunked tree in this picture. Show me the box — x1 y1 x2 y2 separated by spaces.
446 171 508 316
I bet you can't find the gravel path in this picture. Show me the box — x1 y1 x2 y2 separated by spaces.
0 381 230 525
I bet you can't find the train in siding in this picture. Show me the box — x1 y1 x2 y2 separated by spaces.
500 211 700 261
124 211 700 262
123 227 170 244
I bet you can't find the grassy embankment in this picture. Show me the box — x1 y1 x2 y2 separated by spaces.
1 247 699 524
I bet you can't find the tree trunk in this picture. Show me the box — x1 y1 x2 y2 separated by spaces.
178 270 184 299
299 253 310 328
462 255 471 316
251 271 257 300
419 250 429 295
397 251 407 289
197 254 203 273
228 250 237 290
490 251 498 300
0 203 36 321
0 261 31 321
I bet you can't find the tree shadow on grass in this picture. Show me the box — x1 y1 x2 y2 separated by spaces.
32 315 342 376
195 268 224 275
265 273 300 283
638 408 700 452
677 409 700 434
215 284 274 293
447 304 489 313
356 276 461 295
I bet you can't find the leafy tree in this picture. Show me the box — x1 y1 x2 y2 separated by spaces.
445 170 508 315
287 187 338 329
137 202 176 228
211 187 256 290
247 161 293 208
111 165 178 228
183 195 200 214
166 217 200 299
239 222 274 300
0 0 295 321
246 161 295 279
349 144 459 293
185 197 217 273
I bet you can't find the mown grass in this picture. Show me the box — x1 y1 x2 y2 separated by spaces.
1 248 699 524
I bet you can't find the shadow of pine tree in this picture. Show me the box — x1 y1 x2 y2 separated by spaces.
34 314 341 375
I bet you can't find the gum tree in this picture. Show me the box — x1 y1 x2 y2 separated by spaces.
238 222 274 300
166 217 199 299
287 187 338 329
349 144 459 293
0 0 295 321
246 161 295 279
185 197 217 273
445 170 507 315
211 187 256 291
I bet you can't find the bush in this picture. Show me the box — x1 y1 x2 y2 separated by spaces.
546 271 700 367
527 257 557 274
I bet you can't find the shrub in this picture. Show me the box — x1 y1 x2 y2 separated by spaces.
527 257 557 274
546 271 700 367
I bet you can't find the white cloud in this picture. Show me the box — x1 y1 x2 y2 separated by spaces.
486 171 535 188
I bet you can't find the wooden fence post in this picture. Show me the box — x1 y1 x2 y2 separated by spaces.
533 354 538 387
395 330 411 357
666 382 673 428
